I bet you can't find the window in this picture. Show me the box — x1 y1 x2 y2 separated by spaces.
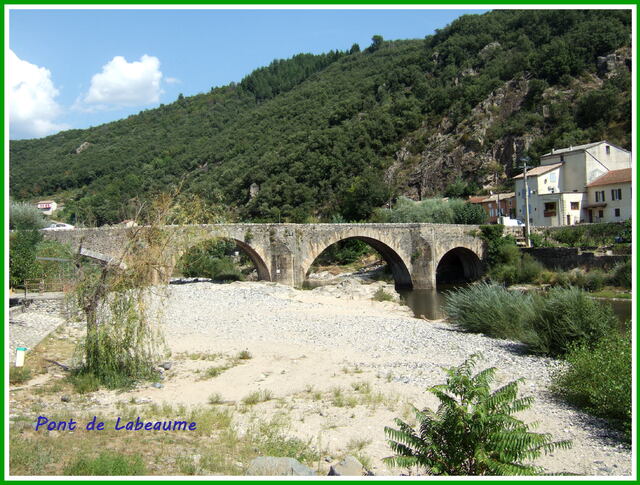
560 155 565 162
599 210 604 218
614 208 621 217
550 173 557 183
595 190 605 202
606 145 611 155
570 202 579 210
544 202 556 217
611 188 622 201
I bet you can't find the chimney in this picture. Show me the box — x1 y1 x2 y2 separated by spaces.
551 148 555 154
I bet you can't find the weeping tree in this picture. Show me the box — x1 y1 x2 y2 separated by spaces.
73 192 196 387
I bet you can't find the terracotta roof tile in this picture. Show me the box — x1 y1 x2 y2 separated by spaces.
587 168 632 187
513 162 563 179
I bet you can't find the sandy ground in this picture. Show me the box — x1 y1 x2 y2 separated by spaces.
9 282 633 477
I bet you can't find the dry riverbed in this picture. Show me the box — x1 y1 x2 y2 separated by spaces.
8 281 632 477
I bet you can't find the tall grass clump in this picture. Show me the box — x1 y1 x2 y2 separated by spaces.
553 327 631 439
527 287 617 356
444 282 537 343
445 284 618 357
64 452 146 475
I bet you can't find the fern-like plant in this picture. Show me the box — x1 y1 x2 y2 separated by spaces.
383 354 571 476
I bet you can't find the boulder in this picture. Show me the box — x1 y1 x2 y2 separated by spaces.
245 457 316 476
328 455 368 476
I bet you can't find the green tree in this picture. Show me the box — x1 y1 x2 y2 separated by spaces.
340 169 391 221
452 202 487 224
10 200 48 230
9 230 43 288
369 35 384 52
384 354 571 475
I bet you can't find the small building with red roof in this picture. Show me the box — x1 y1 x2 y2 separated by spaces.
585 168 632 223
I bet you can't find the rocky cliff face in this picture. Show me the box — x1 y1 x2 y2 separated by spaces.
389 77 536 199
389 46 631 200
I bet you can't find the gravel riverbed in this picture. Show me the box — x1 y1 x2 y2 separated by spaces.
9 281 633 476
160 281 632 476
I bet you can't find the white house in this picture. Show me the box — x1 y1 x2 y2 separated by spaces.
514 141 632 226
35 200 57 216
585 168 632 223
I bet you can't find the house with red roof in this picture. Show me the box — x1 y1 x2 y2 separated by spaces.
585 168 632 223
513 141 631 226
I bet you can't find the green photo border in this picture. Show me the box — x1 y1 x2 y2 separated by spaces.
3 2 637 483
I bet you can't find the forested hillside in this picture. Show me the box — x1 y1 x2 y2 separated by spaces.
10 9 631 225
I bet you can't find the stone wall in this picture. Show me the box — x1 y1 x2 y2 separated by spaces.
521 247 628 270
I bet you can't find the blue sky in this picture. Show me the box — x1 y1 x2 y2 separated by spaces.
9 8 487 140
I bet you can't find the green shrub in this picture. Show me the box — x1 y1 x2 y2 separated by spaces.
314 239 374 266
554 271 572 287
582 270 606 292
452 201 487 225
9 230 44 288
373 197 485 225
490 264 519 286
551 226 585 247
529 232 551 248
609 260 631 288
64 452 146 475
550 222 631 248
554 329 631 439
9 366 32 384
518 254 544 282
444 283 537 343
528 287 617 356
372 288 395 302
10 200 48 230
179 239 244 281
384 354 571 475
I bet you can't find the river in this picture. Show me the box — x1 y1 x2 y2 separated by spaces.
398 287 632 324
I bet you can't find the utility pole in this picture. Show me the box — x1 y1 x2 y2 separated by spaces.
520 157 532 248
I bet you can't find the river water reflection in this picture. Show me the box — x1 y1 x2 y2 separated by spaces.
398 287 632 324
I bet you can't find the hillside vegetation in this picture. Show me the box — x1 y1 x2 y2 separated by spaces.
10 10 631 225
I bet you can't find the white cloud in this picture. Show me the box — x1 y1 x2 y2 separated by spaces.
165 76 181 85
8 49 68 139
82 54 163 109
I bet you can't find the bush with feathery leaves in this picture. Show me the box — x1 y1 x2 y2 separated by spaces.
383 354 571 475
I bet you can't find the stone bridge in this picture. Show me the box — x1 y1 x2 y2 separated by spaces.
43 223 492 290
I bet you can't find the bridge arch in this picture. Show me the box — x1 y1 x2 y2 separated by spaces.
303 236 413 289
175 237 271 282
436 247 482 285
